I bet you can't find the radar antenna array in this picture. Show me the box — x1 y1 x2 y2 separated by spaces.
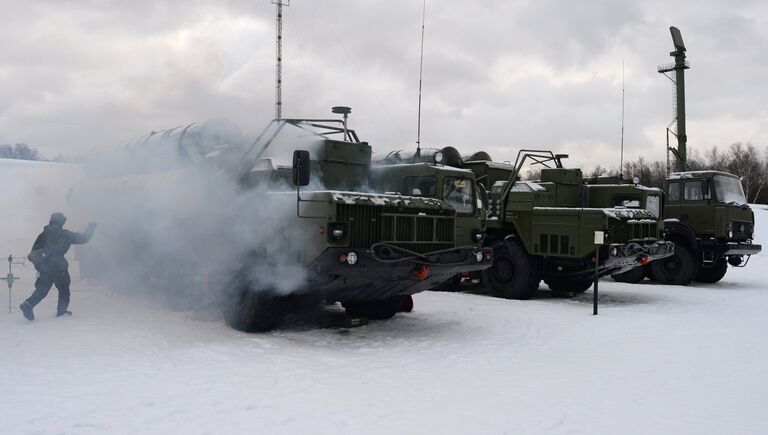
657 26 690 173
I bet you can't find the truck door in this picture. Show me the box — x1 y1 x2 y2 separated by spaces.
681 178 715 235
664 180 682 220
442 176 480 245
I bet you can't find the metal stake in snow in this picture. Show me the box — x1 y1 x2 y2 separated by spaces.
3 255 21 314
593 232 605 316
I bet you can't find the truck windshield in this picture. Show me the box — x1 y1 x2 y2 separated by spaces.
403 176 437 196
714 175 747 205
646 194 660 218
443 177 474 214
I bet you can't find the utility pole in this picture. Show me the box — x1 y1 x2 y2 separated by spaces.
273 0 290 120
658 26 690 172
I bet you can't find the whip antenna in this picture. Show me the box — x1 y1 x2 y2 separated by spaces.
620 58 625 178
415 0 426 159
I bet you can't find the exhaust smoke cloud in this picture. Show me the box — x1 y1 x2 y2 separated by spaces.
68 119 321 315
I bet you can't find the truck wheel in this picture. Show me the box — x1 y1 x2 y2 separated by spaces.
611 266 646 284
644 266 656 281
694 258 728 283
483 240 541 299
343 296 404 320
546 278 594 296
225 288 287 332
649 245 699 286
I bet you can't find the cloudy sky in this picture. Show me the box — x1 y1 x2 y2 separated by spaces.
1 0 767 168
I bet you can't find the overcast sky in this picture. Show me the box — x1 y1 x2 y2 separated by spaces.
1 0 767 168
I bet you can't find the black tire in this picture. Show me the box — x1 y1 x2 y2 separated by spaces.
644 266 656 281
482 239 541 299
649 245 699 286
399 295 414 313
694 258 728 283
343 295 404 320
611 266 647 284
545 278 594 296
225 288 288 332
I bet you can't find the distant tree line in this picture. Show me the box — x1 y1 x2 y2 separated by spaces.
0 143 42 161
583 142 768 205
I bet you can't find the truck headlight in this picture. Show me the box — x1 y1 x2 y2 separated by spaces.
346 251 358 265
328 223 347 241
471 229 485 242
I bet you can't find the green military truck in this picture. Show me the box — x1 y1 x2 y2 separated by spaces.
617 171 761 285
589 171 761 285
636 27 763 285
384 148 674 299
228 116 493 331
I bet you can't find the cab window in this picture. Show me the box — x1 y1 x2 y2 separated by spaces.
403 176 437 197
442 177 474 214
667 181 681 201
684 180 704 201
646 194 660 218
612 196 641 208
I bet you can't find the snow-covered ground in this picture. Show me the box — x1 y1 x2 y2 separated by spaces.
1 158 767 434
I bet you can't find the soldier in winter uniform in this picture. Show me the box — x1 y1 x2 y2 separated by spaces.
19 213 96 321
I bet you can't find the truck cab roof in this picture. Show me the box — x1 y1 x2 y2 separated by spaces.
668 170 739 180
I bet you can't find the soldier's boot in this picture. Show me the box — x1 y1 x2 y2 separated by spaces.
19 302 34 321
56 310 72 317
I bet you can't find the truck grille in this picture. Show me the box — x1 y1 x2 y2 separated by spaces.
628 221 657 241
732 221 753 239
336 204 455 254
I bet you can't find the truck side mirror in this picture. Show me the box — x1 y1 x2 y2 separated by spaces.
292 150 310 186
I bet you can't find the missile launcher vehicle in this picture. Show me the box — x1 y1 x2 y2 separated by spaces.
426 148 674 299
74 112 492 331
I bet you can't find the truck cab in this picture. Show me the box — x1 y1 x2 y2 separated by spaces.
369 163 488 248
656 171 761 284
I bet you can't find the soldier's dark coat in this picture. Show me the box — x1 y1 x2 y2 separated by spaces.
24 223 94 315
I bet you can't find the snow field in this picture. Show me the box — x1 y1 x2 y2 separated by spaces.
1 159 767 434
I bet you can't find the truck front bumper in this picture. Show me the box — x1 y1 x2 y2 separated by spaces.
603 241 675 275
720 242 761 256
307 246 493 302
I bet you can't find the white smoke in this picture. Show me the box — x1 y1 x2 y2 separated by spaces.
68 119 323 314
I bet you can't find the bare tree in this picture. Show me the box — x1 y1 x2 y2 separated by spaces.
727 143 767 203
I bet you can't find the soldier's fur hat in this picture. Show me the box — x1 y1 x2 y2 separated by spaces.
49 212 67 226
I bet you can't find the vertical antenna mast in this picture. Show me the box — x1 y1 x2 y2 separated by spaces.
620 59 625 177
658 26 689 173
273 0 290 120
415 0 426 157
